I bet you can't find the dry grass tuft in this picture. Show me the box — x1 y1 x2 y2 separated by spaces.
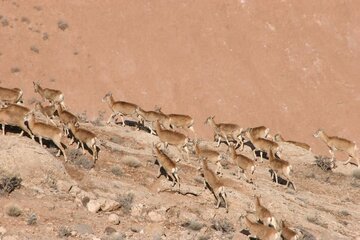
122 156 141 168
6 204 22 217
181 219 204 231
352 169 360 179
58 226 71 238
314 156 334 171
117 193 134 214
27 213 37 225
58 20 69 31
306 215 328 229
111 166 123 177
211 218 234 233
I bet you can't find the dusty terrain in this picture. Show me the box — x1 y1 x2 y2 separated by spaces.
1 0 360 240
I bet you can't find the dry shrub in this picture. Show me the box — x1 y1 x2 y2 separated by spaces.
314 156 334 171
58 20 69 31
58 226 71 238
6 204 22 217
111 166 123 177
306 215 328 229
181 220 204 231
352 169 360 179
68 148 94 169
27 213 37 225
122 156 141 168
117 193 134 214
10 67 20 73
0 175 22 195
211 218 234 233
30 46 39 53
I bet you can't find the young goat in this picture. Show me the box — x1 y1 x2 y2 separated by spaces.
314 129 359 167
194 140 223 176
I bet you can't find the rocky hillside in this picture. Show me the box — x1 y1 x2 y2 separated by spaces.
0 121 359 239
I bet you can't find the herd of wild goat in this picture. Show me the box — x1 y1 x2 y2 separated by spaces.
0 83 359 240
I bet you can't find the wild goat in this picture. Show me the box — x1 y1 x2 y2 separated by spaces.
24 111 67 161
254 196 277 228
135 107 168 134
54 103 78 137
274 133 311 151
34 102 56 125
200 157 228 212
194 140 223 176
280 220 300 240
228 144 256 183
0 104 33 138
205 116 242 148
33 82 66 108
241 215 281 240
0 87 23 104
68 122 98 163
102 92 138 126
314 129 359 167
154 120 190 161
245 131 281 162
269 149 295 190
155 107 195 135
152 143 180 189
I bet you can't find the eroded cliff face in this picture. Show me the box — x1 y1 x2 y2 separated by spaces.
1 0 359 153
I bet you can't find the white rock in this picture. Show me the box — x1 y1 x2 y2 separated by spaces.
87 200 102 213
131 203 144 217
108 213 120 225
148 211 165 222
57 180 73 192
0 226 7 235
101 199 120 212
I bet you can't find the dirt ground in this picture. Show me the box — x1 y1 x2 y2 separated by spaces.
1 0 360 239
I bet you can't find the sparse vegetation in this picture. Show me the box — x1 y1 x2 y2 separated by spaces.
352 169 360 179
33 5 42 11
0 175 22 195
30 45 39 53
117 193 134 214
111 166 123 177
122 156 141 168
91 110 106 126
77 111 88 123
306 215 328 229
68 149 94 170
314 156 334 171
27 213 37 225
1 18 9 27
338 210 350 217
181 219 204 231
10 67 21 73
58 226 71 238
198 236 210 240
43 32 49 40
6 204 22 217
21 17 30 24
58 20 69 31
211 218 234 233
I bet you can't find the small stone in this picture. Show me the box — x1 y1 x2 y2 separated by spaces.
101 199 120 212
57 180 73 192
148 211 165 222
69 185 82 196
131 203 144 217
108 214 120 225
87 200 102 213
